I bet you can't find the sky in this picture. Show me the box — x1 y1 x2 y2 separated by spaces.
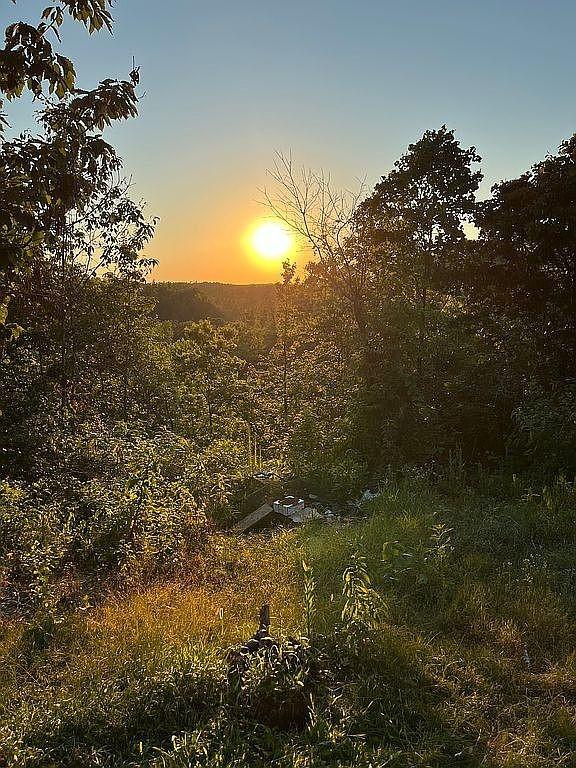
4 0 576 283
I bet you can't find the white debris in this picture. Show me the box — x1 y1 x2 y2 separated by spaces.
290 507 322 523
273 496 305 517
254 471 275 481
359 489 381 504
324 509 336 524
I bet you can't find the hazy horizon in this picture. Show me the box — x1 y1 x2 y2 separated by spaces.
5 0 576 283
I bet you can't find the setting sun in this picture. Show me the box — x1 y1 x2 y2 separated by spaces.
250 221 293 261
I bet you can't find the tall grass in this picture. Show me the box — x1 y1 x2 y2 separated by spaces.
2 475 576 766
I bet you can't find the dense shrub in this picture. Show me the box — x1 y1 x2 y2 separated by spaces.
510 384 576 477
0 421 230 613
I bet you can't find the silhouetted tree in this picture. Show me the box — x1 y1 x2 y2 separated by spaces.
474 133 576 380
360 126 482 378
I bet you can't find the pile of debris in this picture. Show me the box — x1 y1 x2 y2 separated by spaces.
231 472 383 535
231 492 337 535
272 495 327 523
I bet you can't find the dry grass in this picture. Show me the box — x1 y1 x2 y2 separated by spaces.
3 479 576 767
82 534 304 657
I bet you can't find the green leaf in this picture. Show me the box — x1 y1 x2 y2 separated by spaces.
0 299 9 325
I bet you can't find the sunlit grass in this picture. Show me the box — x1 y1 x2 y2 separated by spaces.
3 478 576 766
83 543 303 656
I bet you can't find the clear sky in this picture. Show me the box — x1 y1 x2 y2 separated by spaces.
4 1 576 282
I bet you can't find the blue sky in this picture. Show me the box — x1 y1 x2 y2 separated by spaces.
3 0 576 281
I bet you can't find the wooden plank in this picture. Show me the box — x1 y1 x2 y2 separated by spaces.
232 503 274 534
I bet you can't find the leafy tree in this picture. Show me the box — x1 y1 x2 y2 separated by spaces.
0 274 174 475
474 133 576 380
0 1 114 108
360 125 482 375
1 98 156 410
275 259 297 423
0 0 142 349
172 321 250 441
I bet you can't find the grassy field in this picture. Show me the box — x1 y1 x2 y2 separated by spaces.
2 475 576 767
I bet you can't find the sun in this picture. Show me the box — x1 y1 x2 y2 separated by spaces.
250 220 293 261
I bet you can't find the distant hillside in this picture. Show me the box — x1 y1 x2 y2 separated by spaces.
198 282 277 320
144 281 276 323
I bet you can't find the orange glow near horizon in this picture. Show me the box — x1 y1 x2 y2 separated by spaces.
148 189 303 284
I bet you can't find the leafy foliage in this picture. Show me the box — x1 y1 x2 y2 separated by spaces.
2 11 576 757
0 422 215 614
